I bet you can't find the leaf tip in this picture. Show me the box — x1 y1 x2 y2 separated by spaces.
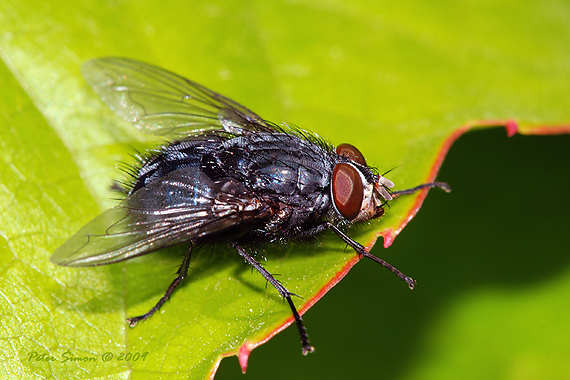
505 119 519 137
238 342 252 373
380 228 396 248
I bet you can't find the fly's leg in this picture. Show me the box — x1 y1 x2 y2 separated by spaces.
289 221 416 289
391 181 451 197
232 242 315 356
326 222 417 289
128 246 193 327
324 182 449 288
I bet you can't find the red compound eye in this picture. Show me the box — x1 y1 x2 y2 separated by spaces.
332 163 364 220
336 143 366 166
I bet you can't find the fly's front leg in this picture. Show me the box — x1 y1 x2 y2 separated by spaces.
326 222 417 289
392 181 451 197
295 221 417 289
232 241 314 355
128 246 193 326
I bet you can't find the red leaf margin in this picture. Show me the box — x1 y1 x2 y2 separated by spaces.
208 120 570 377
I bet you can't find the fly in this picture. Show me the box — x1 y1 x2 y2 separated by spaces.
51 57 450 355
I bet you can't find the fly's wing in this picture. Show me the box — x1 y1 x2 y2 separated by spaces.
51 167 270 267
81 57 275 139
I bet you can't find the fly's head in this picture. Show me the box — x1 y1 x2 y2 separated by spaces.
331 143 395 224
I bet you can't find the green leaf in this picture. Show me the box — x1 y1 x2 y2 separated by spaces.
1 1 569 380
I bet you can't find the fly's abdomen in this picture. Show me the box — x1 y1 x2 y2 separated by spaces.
130 136 225 194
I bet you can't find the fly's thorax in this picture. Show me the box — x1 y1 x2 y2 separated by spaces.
218 132 335 197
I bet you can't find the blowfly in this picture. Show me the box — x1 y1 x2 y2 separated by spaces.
52 58 450 355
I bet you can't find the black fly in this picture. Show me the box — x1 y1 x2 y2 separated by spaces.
51 58 450 355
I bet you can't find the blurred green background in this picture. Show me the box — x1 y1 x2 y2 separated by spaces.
1 0 569 379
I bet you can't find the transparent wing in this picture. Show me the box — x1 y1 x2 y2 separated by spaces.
51 167 269 266
82 57 274 139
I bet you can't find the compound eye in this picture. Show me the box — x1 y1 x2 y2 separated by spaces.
336 143 366 166
332 163 364 220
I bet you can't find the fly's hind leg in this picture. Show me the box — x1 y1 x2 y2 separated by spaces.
232 241 314 355
127 246 193 327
